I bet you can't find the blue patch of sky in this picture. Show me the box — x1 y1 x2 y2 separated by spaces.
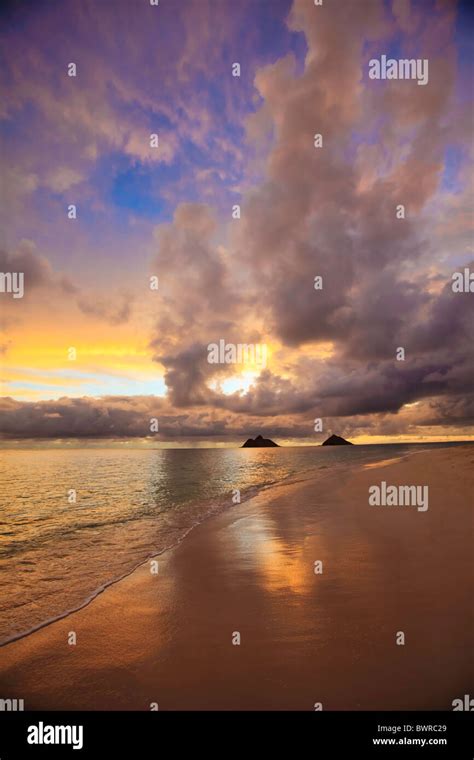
107 118 243 224
250 0 307 73
9 367 100 380
111 90 175 134
0 100 40 140
441 145 465 193
110 162 172 220
346 114 387 162
9 377 167 399
454 0 474 103
7 381 76 393
22 0 308 235
71 378 167 397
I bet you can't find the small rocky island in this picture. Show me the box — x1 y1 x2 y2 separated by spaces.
241 434 279 448
322 434 353 446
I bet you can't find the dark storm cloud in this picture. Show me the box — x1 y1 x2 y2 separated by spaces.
1 0 472 440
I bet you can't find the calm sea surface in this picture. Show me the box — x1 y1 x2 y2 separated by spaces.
0 442 465 645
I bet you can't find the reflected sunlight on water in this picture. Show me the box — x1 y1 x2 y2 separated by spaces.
0 442 455 644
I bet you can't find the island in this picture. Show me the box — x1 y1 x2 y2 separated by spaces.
321 434 354 446
241 434 279 448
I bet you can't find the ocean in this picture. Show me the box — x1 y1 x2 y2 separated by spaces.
0 441 466 646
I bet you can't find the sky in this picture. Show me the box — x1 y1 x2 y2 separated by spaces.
0 0 473 445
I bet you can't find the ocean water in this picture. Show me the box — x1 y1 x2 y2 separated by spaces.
0 442 464 645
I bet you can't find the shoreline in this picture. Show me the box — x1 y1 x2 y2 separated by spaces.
1 446 472 710
0 454 378 649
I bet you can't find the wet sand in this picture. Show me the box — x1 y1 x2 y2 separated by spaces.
1 446 472 710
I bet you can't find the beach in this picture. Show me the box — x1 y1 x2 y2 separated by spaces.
1 446 472 711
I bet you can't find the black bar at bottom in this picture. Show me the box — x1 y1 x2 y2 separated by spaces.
0 711 473 758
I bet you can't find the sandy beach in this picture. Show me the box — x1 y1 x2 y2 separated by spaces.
1 446 472 711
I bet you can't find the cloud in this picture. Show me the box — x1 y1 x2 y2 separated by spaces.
140 0 473 434
0 240 54 289
1 385 472 441
1 0 472 440
77 291 134 326
44 167 85 193
0 241 134 338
